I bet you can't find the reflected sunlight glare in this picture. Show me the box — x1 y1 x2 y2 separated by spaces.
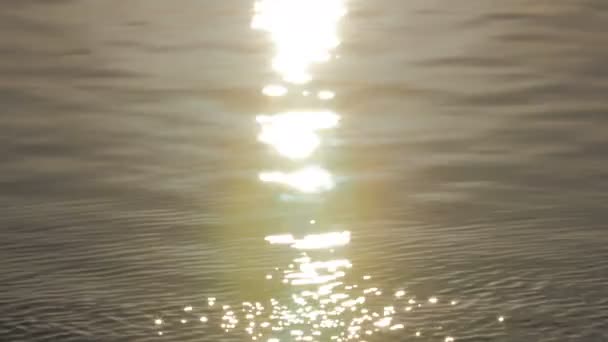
256 111 340 159
153 237 465 342
262 84 288 97
266 231 351 250
259 166 334 193
252 0 346 84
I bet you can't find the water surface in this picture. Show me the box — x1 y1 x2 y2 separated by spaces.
1 1 608 341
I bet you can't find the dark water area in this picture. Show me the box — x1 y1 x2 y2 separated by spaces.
1 1 608 341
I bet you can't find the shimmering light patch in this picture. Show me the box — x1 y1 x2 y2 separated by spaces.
318 90 335 100
154 233 469 341
498 316 505 322
374 317 392 328
291 231 350 250
256 111 339 159
428 297 438 304
184 305 193 312
259 166 334 193
265 234 295 245
262 84 288 97
154 318 163 325
252 0 346 84
265 232 350 251
291 330 304 336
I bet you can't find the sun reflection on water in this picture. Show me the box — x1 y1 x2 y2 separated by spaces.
259 166 335 193
153 228 467 341
145 0 512 340
265 231 350 250
256 111 340 160
252 0 346 84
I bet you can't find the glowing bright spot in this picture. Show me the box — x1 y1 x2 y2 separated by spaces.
395 290 406 298
262 84 288 97
498 316 505 322
252 0 346 84
154 319 163 325
445 337 455 342
259 166 335 193
291 231 350 250
416 331 421 337
256 111 340 159
374 317 392 328
180 319 187 324
290 330 304 336
429 297 438 304
390 324 404 330
318 90 335 100
184 306 193 312
265 234 295 245
200 316 208 323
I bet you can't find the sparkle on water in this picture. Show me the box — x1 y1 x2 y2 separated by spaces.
151 0 507 340
259 166 335 193
256 111 340 160
318 90 335 100
262 84 288 97
265 231 350 250
251 0 346 84
152 225 470 342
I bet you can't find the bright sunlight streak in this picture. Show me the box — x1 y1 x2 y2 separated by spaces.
252 0 346 84
259 166 334 193
256 111 340 160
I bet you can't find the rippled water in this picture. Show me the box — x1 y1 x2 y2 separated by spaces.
2 1 608 341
